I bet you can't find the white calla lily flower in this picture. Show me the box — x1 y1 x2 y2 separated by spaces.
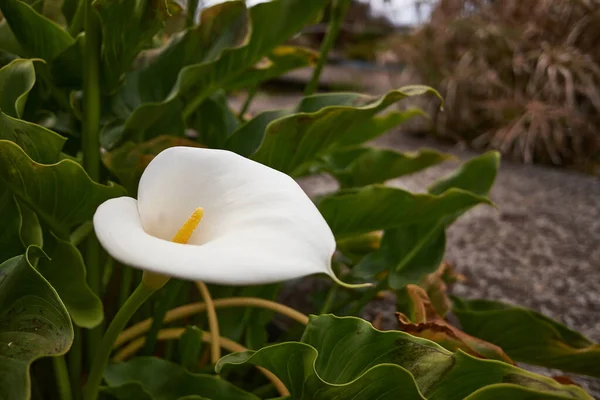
94 146 354 287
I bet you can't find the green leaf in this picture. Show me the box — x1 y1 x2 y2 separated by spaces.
353 152 500 289
188 91 239 148
222 45 317 91
0 191 24 263
319 185 491 239
0 0 74 62
0 140 125 238
354 222 446 290
112 0 325 144
0 111 66 163
0 19 23 56
428 151 500 196
0 58 36 118
95 0 170 92
452 297 600 378
0 247 73 400
319 147 453 188
218 342 425 400
103 357 260 400
37 233 103 328
464 384 591 400
226 87 440 175
217 315 591 400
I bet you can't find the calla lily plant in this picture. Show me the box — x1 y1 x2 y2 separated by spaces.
94 146 346 287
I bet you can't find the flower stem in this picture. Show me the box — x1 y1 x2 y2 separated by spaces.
195 281 220 364
83 283 156 400
114 297 309 349
82 0 103 361
304 0 350 96
53 356 73 400
319 283 338 314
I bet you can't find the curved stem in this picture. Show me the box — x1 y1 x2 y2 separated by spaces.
195 281 221 364
53 356 73 400
115 297 308 348
304 0 351 95
113 328 290 397
83 283 156 400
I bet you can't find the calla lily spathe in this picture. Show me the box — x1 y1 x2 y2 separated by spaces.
93 147 338 285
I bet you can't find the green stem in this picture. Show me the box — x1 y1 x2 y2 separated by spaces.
319 283 338 314
83 0 103 361
53 356 73 400
238 87 257 120
304 0 350 96
70 221 93 247
186 0 199 27
118 266 134 309
83 283 157 400
68 328 83 400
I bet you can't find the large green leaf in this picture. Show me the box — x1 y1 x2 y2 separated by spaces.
95 0 170 92
352 152 500 289
0 111 66 163
37 233 103 328
108 0 249 144
452 297 600 378
318 185 491 239
0 19 23 57
0 0 74 62
103 357 259 400
112 0 324 145
0 58 36 118
0 140 125 238
0 247 73 400
217 315 591 400
0 195 41 263
319 147 453 188
226 87 440 175
222 45 317 91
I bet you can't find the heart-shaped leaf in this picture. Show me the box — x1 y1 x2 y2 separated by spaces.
0 0 73 62
452 297 600 378
319 185 491 239
0 58 36 118
226 87 440 175
217 315 591 400
103 357 259 400
37 233 103 328
0 247 73 400
428 151 500 196
0 140 125 239
319 147 453 188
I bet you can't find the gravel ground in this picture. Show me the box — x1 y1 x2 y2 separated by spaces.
288 132 600 397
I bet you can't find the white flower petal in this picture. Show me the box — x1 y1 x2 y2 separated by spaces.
93 147 337 285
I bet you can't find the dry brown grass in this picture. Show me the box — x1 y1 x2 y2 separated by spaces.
393 0 600 167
